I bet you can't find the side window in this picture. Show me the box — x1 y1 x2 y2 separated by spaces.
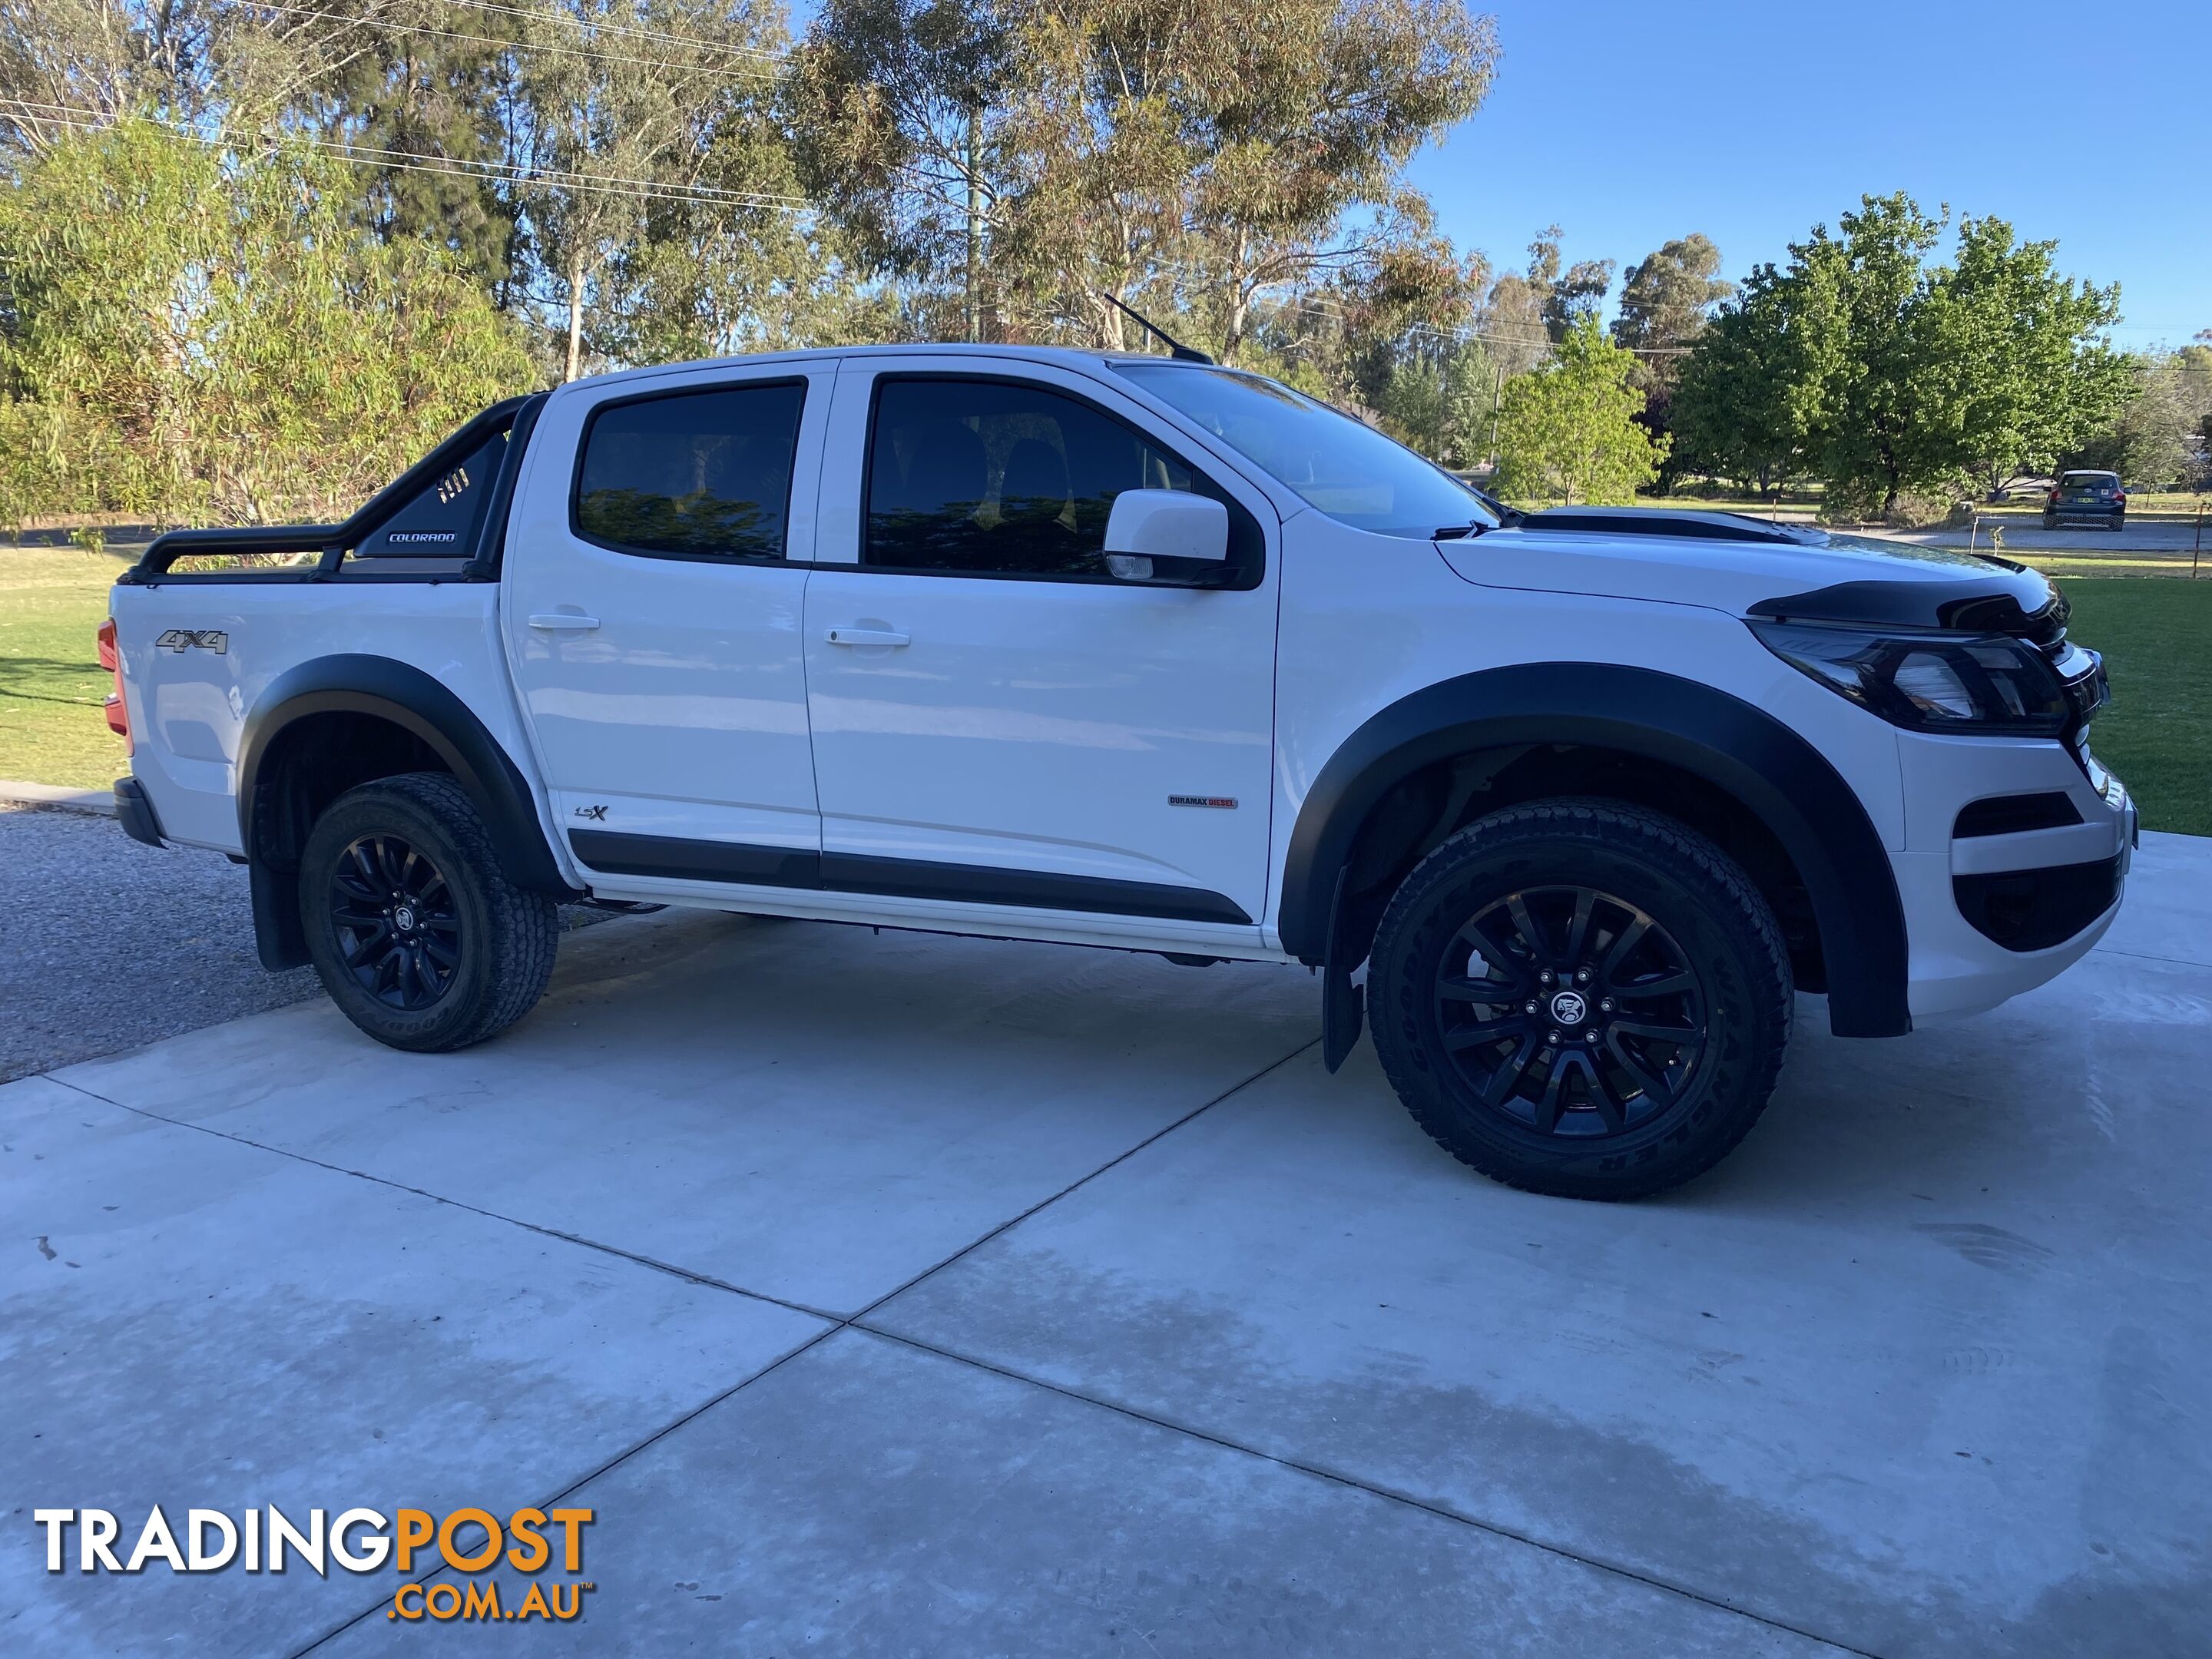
575 382 806 559
349 429 508 571
864 378 1202 578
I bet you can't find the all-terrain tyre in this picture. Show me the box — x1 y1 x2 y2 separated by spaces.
299 772 558 1053
1367 798 1791 1200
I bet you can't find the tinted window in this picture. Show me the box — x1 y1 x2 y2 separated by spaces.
866 379 1197 578
353 429 507 565
1115 362 1495 539
576 382 805 558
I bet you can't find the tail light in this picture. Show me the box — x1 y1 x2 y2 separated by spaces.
98 618 131 753
2046 489 2059 505
2114 491 2127 504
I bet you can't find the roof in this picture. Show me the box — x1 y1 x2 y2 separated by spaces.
568 342 1207 390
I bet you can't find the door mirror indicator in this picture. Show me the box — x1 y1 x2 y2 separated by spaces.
1104 490 1230 584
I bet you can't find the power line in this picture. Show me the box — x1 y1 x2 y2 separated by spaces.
426 0 786 63
0 98 813 212
247 1 780 83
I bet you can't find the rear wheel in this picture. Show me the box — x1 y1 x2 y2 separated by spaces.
300 772 558 1052
1367 799 1791 1200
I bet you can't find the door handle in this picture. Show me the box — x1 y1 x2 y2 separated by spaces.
824 626 909 647
528 613 601 632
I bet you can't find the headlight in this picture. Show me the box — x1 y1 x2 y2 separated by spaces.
1747 621 2070 736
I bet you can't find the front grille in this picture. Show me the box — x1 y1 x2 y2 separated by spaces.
2029 618 2108 770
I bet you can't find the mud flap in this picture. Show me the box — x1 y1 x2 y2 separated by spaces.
249 856 310 972
1320 867 1366 1074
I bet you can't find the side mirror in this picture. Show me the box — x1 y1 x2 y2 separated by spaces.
1103 489 1231 584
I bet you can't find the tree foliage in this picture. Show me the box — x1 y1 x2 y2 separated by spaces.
1492 315 1664 504
790 0 1499 360
1611 233 1730 387
0 123 531 527
0 7 2154 527
2068 346 2212 488
1670 192 2129 518
1669 261 1814 497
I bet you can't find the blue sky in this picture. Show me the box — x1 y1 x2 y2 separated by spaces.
1406 0 2210 348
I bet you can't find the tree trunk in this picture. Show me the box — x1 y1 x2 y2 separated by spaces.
963 102 982 344
1220 230 1251 364
565 254 585 382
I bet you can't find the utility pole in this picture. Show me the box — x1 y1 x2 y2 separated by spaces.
964 98 982 344
1485 365 1505 469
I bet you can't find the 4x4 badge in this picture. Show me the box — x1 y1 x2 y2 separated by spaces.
154 629 227 655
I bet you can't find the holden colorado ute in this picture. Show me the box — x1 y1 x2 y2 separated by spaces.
102 346 2136 1199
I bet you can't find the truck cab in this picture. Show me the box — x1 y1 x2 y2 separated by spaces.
106 345 2136 1200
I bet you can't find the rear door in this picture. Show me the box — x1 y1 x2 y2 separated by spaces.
800 357 1281 929
503 360 830 873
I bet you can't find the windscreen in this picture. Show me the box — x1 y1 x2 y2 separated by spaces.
1114 363 1495 539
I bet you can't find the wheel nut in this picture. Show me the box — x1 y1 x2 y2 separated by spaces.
1576 969 1591 984
1600 998 1614 1012
1548 1030 1561 1045
1584 1030 1600 1044
1540 970 1555 985
1524 1000 1538 1014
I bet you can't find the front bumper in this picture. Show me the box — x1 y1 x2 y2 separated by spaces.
1892 733 2135 1020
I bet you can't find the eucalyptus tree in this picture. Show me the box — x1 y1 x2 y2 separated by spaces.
1611 233 1731 388
518 0 813 379
1005 0 1498 359
785 0 1018 339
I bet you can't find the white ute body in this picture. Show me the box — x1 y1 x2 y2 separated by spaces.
111 344 2134 1051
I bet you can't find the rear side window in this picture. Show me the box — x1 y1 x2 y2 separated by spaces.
864 377 1203 578
351 429 508 569
575 382 806 558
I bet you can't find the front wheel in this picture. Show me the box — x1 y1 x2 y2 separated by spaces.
300 772 558 1052
1367 799 1791 1200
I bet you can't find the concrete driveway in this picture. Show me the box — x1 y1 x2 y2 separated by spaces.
5 836 2208 1658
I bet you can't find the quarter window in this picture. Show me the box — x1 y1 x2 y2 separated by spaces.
349 429 508 571
865 378 1201 578
575 382 805 558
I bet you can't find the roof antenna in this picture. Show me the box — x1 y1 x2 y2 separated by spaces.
1100 292 1214 363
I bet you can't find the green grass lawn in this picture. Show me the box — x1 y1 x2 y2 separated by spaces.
0 546 135 790
4 548 2205 834
2058 577 2212 836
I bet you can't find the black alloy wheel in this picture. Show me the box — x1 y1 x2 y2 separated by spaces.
1432 885 1707 1139
328 833 464 1010
300 772 558 1052
1366 798 1791 1200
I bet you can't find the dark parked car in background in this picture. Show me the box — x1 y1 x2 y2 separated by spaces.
2045 470 2126 530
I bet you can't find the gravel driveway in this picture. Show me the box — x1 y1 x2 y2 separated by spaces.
0 803 611 1081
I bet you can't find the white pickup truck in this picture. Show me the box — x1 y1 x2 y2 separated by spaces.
104 345 2135 1199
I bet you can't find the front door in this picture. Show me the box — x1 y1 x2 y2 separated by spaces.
503 362 831 876
802 360 1280 929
